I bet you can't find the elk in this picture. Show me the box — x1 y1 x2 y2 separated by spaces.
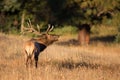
23 20 59 68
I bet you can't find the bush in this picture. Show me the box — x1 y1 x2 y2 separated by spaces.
115 26 120 43
115 33 120 43
52 25 78 36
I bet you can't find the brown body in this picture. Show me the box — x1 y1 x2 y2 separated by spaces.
23 25 59 68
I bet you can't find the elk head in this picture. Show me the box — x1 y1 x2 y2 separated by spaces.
37 24 59 46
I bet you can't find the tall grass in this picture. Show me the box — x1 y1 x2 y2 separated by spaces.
0 33 120 80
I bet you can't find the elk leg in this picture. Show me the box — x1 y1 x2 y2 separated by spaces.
25 57 29 68
34 55 38 68
30 55 34 67
24 51 28 68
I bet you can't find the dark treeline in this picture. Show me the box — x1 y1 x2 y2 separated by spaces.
0 0 120 33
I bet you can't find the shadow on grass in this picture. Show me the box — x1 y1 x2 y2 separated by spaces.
56 61 100 70
40 60 100 69
91 35 116 43
57 61 120 71
57 39 79 46
57 35 116 46
40 60 120 71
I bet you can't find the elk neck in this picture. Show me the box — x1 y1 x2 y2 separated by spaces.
30 38 49 46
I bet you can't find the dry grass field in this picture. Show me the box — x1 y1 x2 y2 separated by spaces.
0 33 120 80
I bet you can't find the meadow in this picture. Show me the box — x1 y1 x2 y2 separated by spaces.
0 26 120 80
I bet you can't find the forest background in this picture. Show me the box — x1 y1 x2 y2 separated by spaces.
0 0 120 42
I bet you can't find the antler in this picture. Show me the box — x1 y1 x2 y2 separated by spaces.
46 24 51 34
21 19 54 35
46 24 54 34
21 19 41 35
49 25 54 32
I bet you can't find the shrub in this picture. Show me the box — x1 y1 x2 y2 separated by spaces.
115 33 120 43
115 26 120 43
52 25 78 36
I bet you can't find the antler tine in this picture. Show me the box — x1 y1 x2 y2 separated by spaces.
46 24 51 33
37 24 40 32
27 22 30 28
28 18 32 28
49 25 54 32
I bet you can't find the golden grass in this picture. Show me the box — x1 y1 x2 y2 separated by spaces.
0 33 120 80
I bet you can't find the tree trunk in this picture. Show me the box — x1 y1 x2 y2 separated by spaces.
78 24 90 45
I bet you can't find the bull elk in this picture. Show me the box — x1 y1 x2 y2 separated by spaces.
23 20 59 68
